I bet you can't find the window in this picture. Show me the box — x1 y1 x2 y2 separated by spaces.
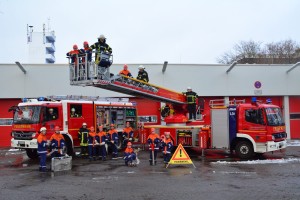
290 113 300 120
245 109 264 125
0 118 13 126
45 107 59 121
70 104 82 118
138 115 158 123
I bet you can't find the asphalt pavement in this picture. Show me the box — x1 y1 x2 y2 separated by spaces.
1 143 300 200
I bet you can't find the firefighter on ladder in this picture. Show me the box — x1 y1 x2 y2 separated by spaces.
37 127 48 172
78 122 89 158
49 126 65 158
90 34 112 80
137 65 149 83
183 86 198 121
80 41 92 80
147 128 160 165
66 44 81 81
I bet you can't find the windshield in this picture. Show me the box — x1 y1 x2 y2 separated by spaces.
265 107 285 126
13 106 41 124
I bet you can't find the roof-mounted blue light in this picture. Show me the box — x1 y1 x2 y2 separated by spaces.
22 98 28 102
38 97 45 101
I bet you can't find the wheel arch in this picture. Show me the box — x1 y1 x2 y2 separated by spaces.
61 132 74 155
231 133 257 152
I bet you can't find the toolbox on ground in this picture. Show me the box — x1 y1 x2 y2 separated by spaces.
51 156 72 172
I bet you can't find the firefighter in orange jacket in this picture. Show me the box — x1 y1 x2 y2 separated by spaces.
124 142 136 166
66 44 81 80
147 128 160 165
88 126 97 161
162 132 173 167
37 127 48 172
108 124 119 159
119 64 133 78
49 126 65 158
98 125 107 161
122 121 134 147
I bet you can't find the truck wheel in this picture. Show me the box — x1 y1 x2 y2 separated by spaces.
235 141 254 159
64 136 74 156
26 149 38 159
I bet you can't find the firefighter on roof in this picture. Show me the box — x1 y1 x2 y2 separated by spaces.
161 132 173 167
37 127 48 172
147 128 160 165
119 64 133 78
78 122 89 158
124 142 136 166
122 121 134 148
137 65 149 83
49 126 65 158
108 124 119 159
183 86 198 121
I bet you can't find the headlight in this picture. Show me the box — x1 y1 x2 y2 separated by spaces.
31 133 36 137
272 135 275 140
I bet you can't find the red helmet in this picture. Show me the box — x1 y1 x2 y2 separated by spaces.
127 142 132 146
73 44 78 49
54 126 60 131
123 64 128 69
83 41 88 46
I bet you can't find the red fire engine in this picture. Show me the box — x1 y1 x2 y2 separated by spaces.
67 55 287 159
10 96 138 159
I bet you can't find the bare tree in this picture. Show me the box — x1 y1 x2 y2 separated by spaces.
218 39 300 64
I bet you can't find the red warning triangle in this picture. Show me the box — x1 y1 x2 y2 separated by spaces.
167 144 195 168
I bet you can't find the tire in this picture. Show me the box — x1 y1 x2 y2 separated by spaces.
63 136 74 156
26 149 38 159
235 141 254 159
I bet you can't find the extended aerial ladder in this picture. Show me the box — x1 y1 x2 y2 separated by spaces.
68 53 190 123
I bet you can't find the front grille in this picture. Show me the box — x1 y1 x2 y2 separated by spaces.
13 132 33 140
273 132 287 139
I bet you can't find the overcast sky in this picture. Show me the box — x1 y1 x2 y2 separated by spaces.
0 0 299 64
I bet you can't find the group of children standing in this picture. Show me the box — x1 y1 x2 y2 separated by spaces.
78 121 134 162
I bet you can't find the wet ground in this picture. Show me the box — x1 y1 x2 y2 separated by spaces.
1 143 300 200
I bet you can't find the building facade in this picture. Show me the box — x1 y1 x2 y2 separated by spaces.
0 62 299 147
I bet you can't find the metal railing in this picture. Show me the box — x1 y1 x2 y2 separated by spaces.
68 51 113 82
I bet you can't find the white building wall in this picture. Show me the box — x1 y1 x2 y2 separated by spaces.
0 63 299 98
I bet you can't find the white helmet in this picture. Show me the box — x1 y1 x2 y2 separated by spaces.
40 127 47 132
71 108 75 112
187 86 192 90
98 34 106 39
138 65 145 70
82 122 87 126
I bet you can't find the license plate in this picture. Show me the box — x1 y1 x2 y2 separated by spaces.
18 141 25 145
